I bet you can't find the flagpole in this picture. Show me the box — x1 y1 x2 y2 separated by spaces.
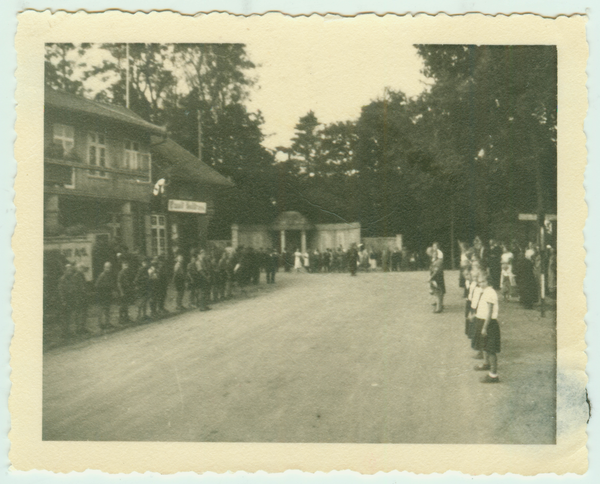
125 43 130 109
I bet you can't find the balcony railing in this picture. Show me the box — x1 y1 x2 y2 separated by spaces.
44 156 151 188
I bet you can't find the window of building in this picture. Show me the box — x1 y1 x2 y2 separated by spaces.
88 133 109 178
53 124 75 155
124 140 151 182
150 214 167 255
52 124 75 188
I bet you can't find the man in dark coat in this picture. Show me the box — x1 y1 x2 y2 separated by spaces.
348 244 359 276
196 249 212 311
148 258 161 319
488 239 503 290
58 263 88 338
117 260 135 324
265 249 279 284
156 256 171 315
135 258 150 322
95 261 115 329
173 254 187 311
514 252 538 309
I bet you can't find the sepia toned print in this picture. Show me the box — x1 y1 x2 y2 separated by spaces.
12 11 587 474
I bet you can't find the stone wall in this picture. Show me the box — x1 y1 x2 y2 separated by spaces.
312 223 362 251
232 222 362 251
231 224 273 249
362 235 402 252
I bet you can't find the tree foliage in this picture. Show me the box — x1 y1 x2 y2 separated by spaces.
84 43 177 124
45 43 90 95
44 43 557 251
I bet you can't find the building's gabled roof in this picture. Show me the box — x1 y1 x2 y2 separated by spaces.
45 89 167 135
151 137 234 188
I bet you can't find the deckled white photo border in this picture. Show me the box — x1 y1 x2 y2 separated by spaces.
8 8 590 477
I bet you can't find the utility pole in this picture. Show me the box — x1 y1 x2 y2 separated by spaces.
450 200 455 270
197 109 203 163
125 43 130 109
534 146 546 318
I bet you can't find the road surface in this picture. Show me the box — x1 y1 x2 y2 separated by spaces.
43 270 556 443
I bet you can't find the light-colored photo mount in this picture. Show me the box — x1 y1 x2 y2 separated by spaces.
12 10 588 475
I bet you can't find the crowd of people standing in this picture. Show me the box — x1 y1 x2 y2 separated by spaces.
425 236 557 384
51 245 280 341
48 233 556 346
51 241 415 342
283 245 425 274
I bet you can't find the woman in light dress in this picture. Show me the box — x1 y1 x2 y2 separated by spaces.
500 244 516 301
302 251 310 272
294 249 303 272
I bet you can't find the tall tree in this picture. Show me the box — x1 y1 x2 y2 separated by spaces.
45 43 90 95
414 44 557 240
319 121 358 177
173 44 255 121
84 43 177 124
289 111 323 176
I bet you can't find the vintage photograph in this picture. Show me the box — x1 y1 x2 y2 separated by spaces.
11 11 588 474
41 40 558 444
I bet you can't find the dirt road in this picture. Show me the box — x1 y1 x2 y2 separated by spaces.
43 270 556 443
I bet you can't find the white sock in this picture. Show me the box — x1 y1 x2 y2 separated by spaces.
489 372 498 378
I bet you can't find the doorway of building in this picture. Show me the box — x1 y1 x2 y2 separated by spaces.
282 230 301 253
175 213 200 258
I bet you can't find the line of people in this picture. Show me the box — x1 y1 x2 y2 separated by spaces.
425 240 501 382
53 241 388 341
463 261 502 384
55 245 281 341
427 235 558 384
459 237 556 310
286 246 359 273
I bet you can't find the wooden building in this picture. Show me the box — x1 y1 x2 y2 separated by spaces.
150 138 234 258
44 89 234 276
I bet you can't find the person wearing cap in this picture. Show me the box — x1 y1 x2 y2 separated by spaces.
173 254 187 311
135 258 151 322
95 261 115 330
147 258 161 318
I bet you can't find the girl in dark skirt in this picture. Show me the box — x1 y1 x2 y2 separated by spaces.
472 271 501 383
467 261 484 358
463 266 473 337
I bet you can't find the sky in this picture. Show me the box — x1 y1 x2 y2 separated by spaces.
76 40 429 153
244 40 429 150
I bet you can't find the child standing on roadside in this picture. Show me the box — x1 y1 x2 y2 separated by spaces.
462 266 473 337
467 262 483 358
472 271 501 383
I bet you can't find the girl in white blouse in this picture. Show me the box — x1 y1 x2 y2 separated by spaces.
472 271 501 383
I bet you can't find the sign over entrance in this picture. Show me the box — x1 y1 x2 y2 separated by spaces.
518 213 557 222
168 199 207 214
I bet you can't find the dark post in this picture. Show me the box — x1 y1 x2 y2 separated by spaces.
197 109 203 163
450 200 455 270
